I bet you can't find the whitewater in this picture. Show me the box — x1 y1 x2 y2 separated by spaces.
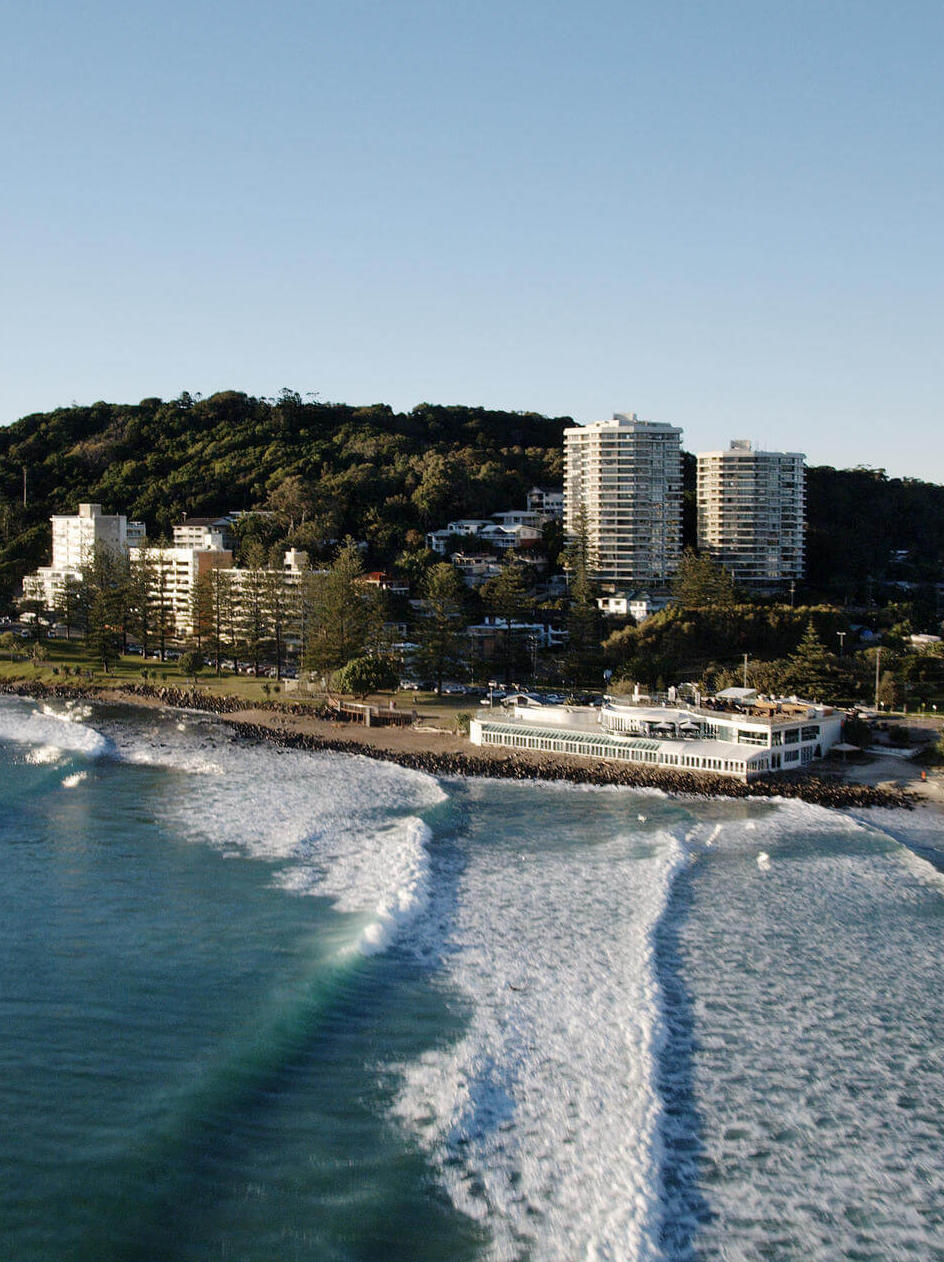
0 694 942 1261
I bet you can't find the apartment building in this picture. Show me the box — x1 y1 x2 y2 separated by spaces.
564 412 683 586
21 503 145 610
172 517 235 551
526 486 564 518
697 440 805 586
129 542 233 637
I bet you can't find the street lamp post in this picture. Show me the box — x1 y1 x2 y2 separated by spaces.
837 631 846 659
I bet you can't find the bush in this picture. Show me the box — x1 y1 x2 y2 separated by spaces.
178 651 203 683
334 654 400 698
913 729 944 766
842 716 872 748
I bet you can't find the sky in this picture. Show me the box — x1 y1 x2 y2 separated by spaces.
1 0 942 480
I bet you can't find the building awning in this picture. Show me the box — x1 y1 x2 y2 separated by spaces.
715 687 757 702
479 723 662 753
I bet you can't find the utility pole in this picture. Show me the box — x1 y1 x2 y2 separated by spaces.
874 646 881 710
22 465 27 508
743 652 749 688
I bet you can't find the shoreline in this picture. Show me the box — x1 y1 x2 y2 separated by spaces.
2 677 932 811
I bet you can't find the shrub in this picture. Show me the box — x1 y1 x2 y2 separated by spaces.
334 655 399 698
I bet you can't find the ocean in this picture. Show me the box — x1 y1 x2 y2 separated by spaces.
1 694 942 1261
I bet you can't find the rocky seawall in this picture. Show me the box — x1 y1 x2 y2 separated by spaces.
0 679 914 810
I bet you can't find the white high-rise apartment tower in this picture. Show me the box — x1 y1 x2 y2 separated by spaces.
564 412 684 587
696 440 805 586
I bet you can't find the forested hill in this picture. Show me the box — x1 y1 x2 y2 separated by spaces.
0 391 568 601
805 464 944 599
1 390 943 607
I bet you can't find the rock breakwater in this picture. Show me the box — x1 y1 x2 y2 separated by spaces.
0 678 914 810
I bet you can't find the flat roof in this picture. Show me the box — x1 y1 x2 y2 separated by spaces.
604 702 831 729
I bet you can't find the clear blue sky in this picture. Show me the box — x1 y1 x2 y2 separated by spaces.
2 0 942 479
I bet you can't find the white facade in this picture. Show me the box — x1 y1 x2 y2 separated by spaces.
130 544 233 637
172 519 233 550
465 617 567 652
696 440 805 586
426 520 541 555
527 486 564 518
596 591 669 621
426 520 494 554
490 510 543 528
21 503 146 611
470 697 842 781
50 503 129 570
564 413 683 587
283 548 309 573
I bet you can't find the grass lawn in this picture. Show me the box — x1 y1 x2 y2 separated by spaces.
0 639 478 723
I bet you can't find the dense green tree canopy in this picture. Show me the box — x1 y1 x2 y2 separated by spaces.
0 393 569 603
671 548 737 609
3 391 944 623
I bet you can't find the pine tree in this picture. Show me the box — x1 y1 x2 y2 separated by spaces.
189 572 215 655
481 559 528 686
263 563 300 682
129 546 159 658
787 620 840 700
82 544 123 672
236 544 269 676
417 562 466 695
563 507 603 685
302 539 384 677
672 549 737 609
207 567 237 675
57 574 85 641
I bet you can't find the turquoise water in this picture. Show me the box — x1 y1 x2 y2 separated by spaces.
1 696 942 1260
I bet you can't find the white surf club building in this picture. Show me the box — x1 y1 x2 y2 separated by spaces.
469 693 843 781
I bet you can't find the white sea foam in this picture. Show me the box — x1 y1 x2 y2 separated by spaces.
98 707 446 955
393 785 687 1261
1 696 445 958
61 771 87 788
349 818 433 956
0 698 110 761
672 800 944 1260
27 744 66 765
845 803 944 894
